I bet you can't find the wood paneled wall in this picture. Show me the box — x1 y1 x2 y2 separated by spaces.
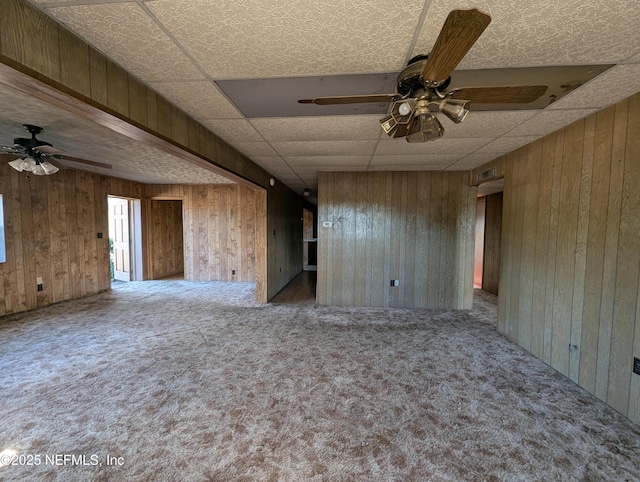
183 185 260 283
492 92 640 424
317 171 477 309
146 184 263 284
0 159 110 315
1 0 303 302
482 192 502 295
149 200 184 279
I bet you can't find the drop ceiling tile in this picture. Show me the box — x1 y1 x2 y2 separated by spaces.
375 137 490 156
506 109 598 137
150 81 243 120
369 163 451 171
413 1 640 69
199 119 263 144
546 64 640 110
475 136 540 154
285 156 371 168
248 156 292 175
234 142 279 157
250 116 382 141
272 141 376 157
444 111 538 138
292 168 321 180
370 154 461 168
454 152 502 168
44 3 203 83
147 0 426 78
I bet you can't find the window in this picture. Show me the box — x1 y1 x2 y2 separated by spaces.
0 195 5 263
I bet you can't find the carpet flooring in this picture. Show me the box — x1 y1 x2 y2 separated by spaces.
1 281 639 481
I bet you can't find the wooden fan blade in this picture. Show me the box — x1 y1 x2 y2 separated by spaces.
298 93 401 105
58 155 113 170
1 145 23 153
421 9 491 86
448 85 548 104
34 145 65 155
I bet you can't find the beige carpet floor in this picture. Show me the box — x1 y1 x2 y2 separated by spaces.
1 281 639 481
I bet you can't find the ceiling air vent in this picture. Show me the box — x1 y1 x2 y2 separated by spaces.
476 167 496 183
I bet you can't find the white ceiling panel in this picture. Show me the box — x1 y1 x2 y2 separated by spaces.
234 142 280 157
375 137 490 156
44 2 203 83
250 156 294 174
506 109 599 137
199 119 264 144
10 0 640 199
475 136 541 155
272 141 376 157
443 111 538 138
370 154 460 171
150 81 243 120
285 156 371 168
250 116 383 142
413 1 640 69
146 0 426 79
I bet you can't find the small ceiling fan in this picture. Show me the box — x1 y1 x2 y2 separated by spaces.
1 124 111 175
299 8 548 142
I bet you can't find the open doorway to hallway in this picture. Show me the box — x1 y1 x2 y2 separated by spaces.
108 196 142 282
474 180 504 296
273 207 317 304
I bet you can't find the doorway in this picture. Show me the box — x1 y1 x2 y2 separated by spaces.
108 196 142 282
303 208 316 271
474 181 504 296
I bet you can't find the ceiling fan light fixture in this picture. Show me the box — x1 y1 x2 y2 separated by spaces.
440 98 470 124
39 161 59 175
32 163 47 176
19 156 38 172
8 158 25 172
381 99 417 137
406 113 444 143
380 114 399 135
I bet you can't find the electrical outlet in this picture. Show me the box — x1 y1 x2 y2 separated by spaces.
390 279 400 287
232 270 236 275
37 284 43 292
634 357 640 376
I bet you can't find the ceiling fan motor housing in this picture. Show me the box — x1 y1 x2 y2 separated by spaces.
398 56 451 97
12 124 53 152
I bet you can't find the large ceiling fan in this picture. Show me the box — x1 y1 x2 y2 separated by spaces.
1 124 111 175
299 8 548 142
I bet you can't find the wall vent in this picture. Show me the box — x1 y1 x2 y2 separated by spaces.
476 167 497 183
